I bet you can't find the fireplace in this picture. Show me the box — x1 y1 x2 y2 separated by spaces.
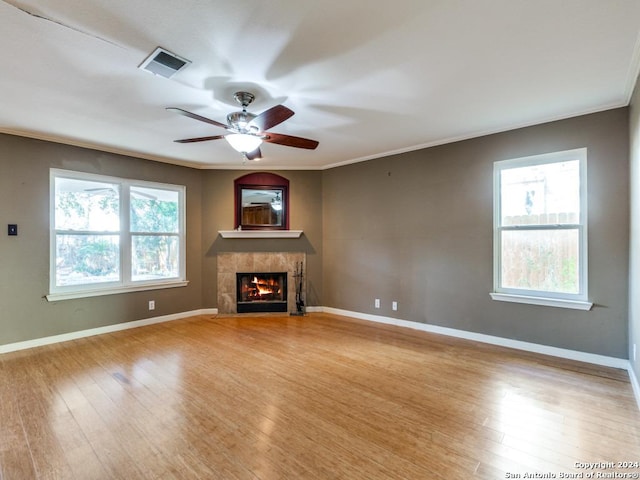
217 252 305 314
236 272 288 313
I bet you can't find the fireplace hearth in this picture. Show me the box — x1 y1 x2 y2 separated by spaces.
217 252 305 314
236 272 287 313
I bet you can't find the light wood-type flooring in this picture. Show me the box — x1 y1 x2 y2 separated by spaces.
1 312 639 479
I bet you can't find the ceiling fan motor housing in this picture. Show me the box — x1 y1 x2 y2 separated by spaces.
227 111 257 133
233 91 255 108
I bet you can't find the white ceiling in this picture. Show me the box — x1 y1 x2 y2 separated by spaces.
1 0 639 170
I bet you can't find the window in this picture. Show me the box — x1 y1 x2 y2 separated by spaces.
48 169 187 300
491 149 591 310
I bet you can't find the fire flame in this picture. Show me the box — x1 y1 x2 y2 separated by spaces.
252 276 279 297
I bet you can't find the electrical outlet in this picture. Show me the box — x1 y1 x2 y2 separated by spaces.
374 298 380 309
148 300 155 311
392 301 398 311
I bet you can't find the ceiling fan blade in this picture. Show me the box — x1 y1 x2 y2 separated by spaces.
166 107 229 129
174 135 226 143
250 105 294 131
245 148 262 160
264 132 319 150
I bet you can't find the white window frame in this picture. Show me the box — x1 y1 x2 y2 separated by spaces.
47 169 188 301
490 148 592 310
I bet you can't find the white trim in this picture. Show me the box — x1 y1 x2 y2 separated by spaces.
489 292 593 310
624 26 640 104
492 148 589 305
0 308 217 355
319 103 624 171
628 366 640 411
50 169 187 298
1 305 637 411
218 230 303 239
0 102 628 173
320 306 628 370
46 280 189 302
325 303 635 410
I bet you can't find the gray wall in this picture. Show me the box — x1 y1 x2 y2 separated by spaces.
630 76 640 375
201 169 323 308
0 134 204 345
0 105 631 361
0 134 324 348
322 108 630 358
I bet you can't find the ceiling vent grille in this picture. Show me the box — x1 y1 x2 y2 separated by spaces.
139 47 191 79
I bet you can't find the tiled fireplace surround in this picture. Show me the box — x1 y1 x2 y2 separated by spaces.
217 252 306 314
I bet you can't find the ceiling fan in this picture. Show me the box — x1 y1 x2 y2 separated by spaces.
167 91 319 160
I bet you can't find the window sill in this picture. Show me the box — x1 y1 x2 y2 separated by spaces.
490 292 593 311
46 280 189 302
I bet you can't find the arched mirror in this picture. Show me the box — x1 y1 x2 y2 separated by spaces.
234 173 290 230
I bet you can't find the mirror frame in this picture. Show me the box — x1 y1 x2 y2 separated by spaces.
234 173 290 230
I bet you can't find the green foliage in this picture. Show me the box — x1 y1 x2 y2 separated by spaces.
130 198 178 233
74 238 119 276
561 257 578 291
56 189 119 230
132 235 178 278
55 182 181 286
57 191 86 219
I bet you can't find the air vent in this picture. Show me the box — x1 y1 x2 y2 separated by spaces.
138 47 191 79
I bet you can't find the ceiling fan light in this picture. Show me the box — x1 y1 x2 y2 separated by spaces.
271 194 282 211
225 133 262 153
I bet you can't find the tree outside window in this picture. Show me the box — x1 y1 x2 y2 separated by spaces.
50 170 186 299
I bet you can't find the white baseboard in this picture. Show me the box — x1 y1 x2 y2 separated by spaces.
3 305 638 412
628 365 640 411
321 306 629 370
322 306 639 412
0 308 218 355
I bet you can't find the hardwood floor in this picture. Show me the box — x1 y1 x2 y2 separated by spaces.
1 312 639 479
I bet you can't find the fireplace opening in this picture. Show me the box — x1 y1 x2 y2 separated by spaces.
236 272 287 313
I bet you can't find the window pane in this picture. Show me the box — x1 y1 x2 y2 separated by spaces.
55 178 120 231
130 187 179 233
501 229 579 294
131 235 179 281
500 160 579 226
56 235 120 286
